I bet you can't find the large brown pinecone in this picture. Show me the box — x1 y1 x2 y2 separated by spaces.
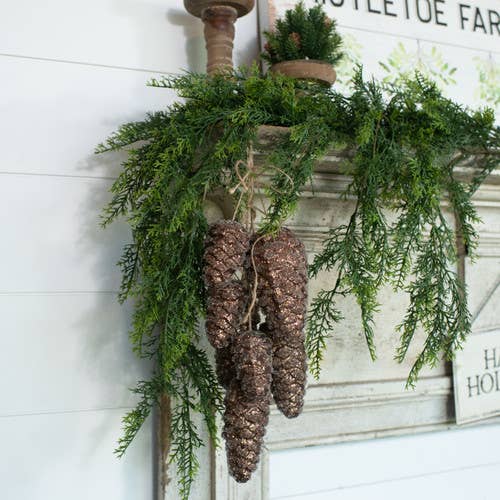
215 344 236 389
203 220 250 289
251 228 308 420
223 380 270 483
232 331 272 402
205 280 245 349
271 335 307 418
251 228 308 340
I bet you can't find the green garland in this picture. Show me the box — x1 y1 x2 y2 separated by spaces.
97 66 499 498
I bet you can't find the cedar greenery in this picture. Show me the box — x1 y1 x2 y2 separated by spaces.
97 66 499 498
261 2 344 66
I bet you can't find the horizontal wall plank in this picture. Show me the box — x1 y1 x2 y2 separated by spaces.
269 423 500 499
0 294 150 414
281 464 500 500
331 464 500 500
0 409 153 500
0 0 258 72
0 56 175 178
0 175 127 292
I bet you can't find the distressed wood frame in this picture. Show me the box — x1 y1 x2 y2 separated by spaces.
210 128 500 499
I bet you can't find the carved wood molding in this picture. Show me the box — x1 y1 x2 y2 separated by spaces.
212 375 456 499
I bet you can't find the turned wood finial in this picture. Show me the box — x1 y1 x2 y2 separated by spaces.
202 6 237 75
184 0 255 75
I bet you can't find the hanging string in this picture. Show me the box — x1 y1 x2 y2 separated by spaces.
229 146 296 330
242 234 266 330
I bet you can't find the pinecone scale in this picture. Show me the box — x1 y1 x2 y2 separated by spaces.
203 220 250 288
206 280 245 349
232 331 272 401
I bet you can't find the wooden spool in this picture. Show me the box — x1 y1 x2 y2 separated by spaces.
270 59 337 86
184 0 255 75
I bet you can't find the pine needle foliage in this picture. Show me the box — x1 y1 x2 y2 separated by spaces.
307 72 499 384
261 2 344 66
97 66 499 497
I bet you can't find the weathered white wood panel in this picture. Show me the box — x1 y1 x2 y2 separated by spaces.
281 169 450 383
208 136 500 500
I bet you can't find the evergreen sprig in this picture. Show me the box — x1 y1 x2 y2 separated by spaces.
262 2 344 66
307 72 499 386
98 66 499 498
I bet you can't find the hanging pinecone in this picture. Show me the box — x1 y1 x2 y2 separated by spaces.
205 280 245 349
215 344 236 389
252 227 308 340
223 379 271 483
212 225 309 483
250 228 308 419
203 220 250 289
271 335 307 418
232 331 272 402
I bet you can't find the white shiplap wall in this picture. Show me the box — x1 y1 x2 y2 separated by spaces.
270 424 500 500
0 1 258 499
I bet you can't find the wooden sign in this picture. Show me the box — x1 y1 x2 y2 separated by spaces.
258 0 500 111
454 329 500 424
258 0 500 50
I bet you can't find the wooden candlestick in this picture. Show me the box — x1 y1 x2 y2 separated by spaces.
184 0 255 75
202 5 237 75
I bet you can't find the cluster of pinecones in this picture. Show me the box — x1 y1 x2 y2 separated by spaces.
203 220 308 483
